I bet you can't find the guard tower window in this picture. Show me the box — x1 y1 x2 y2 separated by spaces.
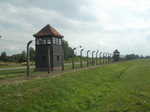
47 39 51 44
43 40 46 44
53 37 56 44
55 38 57 44
39 39 45 45
36 39 40 45
56 39 58 45
59 39 62 45
57 38 60 45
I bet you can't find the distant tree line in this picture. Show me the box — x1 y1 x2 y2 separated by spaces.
125 54 140 60
1 40 149 63
0 47 35 63
63 40 74 60
0 40 74 63
120 54 149 60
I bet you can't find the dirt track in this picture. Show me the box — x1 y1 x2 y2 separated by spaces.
0 65 104 85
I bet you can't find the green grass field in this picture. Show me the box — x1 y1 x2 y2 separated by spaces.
0 59 150 112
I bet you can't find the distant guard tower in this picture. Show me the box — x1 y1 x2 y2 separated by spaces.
113 49 120 61
33 24 64 71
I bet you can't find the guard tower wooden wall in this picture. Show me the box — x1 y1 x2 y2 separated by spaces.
33 24 64 71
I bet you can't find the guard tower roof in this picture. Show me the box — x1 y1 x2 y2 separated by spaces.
113 49 120 53
33 24 64 38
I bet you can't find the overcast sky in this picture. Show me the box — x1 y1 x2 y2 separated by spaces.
0 0 150 56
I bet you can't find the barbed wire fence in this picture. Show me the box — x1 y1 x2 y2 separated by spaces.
68 46 115 72
0 38 133 78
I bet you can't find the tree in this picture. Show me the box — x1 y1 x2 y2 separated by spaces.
29 47 35 61
125 54 139 60
18 51 26 63
63 40 74 60
0 52 7 62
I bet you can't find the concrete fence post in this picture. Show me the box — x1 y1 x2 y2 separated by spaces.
87 50 90 67
80 49 84 68
96 50 99 65
26 40 33 77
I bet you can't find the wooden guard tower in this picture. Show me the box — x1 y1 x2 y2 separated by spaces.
33 24 64 71
113 49 120 62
